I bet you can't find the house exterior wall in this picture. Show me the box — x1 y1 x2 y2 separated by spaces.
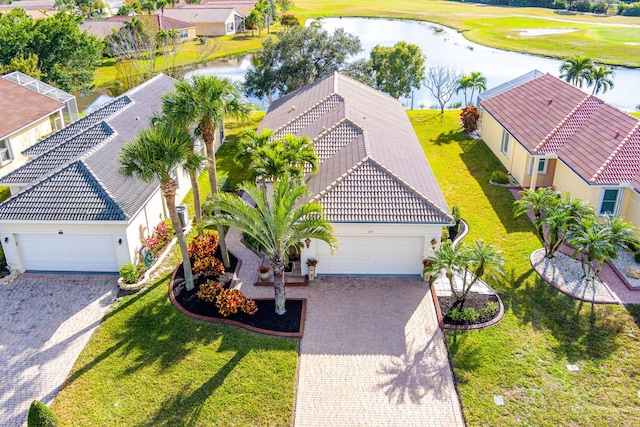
193 22 227 36
299 222 443 276
1 116 55 178
185 27 197 39
552 161 601 205
620 190 640 233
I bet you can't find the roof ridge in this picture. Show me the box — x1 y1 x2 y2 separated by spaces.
311 117 364 142
366 157 454 222
591 121 640 183
272 92 343 136
313 156 368 201
533 94 594 154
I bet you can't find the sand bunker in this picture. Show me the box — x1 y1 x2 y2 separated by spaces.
519 28 578 36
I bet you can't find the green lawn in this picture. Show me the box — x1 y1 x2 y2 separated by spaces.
410 110 640 426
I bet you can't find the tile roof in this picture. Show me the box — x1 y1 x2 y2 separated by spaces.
0 161 126 221
162 7 240 23
0 77 64 140
0 122 115 185
481 73 640 193
23 96 132 156
0 74 176 222
260 72 453 225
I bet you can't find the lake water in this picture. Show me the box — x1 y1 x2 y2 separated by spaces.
81 17 640 112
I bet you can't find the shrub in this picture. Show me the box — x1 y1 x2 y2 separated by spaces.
479 301 500 319
216 288 258 317
447 307 478 322
196 280 222 303
550 0 566 9
591 0 608 14
441 226 450 242
189 232 225 276
142 220 172 254
460 105 480 133
119 263 138 284
620 2 640 16
280 13 300 27
217 175 232 193
28 400 59 427
635 251 640 263
490 170 510 184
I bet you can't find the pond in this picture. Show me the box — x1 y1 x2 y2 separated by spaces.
79 17 640 112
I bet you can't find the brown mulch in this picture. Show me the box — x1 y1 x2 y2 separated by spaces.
437 292 500 326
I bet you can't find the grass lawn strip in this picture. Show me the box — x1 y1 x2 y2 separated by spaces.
411 110 640 426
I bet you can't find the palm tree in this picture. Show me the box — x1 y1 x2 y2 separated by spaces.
205 178 337 314
172 75 252 268
455 75 472 106
538 205 570 259
119 124 195 290
422 239 504 307
514 187 560 242
250 142 299 188
235 128 274 191
603 214 640 253
559 56 593 88
182 150 208 223
281 134 318 177
468 71 487 105
589 65 615 95
569 218 615 282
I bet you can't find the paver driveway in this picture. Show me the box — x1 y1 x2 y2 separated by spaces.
0 273 117 427
241 276 465 427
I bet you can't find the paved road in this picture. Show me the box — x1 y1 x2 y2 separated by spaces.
241 276 465 427
0 273 117 427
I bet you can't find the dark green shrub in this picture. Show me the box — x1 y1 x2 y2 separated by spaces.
479 301 500 319
28 400 59 427
550 0 566 8
447 307 478 322
441 226 450 242
621 2 640 15
591 0 608 13
635 251 640 263
490 170 510 185
119 263 137 284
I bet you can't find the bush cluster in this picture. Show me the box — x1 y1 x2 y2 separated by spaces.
490 170 510 185
196 280 258 317
447 307 478 322
142 221 172 254
460 106 480 133
119 263 138 284
619 2 640 15
188 232 225 276
28 400 59 427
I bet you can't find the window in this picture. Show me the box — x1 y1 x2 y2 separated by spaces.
227 22 234 32
529 158 548 175
179 29 188 39
500 130 510 156
0 138 11 165
599 188 620 215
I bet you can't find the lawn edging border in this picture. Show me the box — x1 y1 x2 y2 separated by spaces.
169 265 305 338
430 283 505 330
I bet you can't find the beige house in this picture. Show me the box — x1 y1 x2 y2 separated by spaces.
0 76 67 178
161 7 244 36
479 72 640 231
80 15 197 40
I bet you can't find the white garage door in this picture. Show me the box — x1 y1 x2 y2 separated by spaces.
316 235 425 275
17 234 119 273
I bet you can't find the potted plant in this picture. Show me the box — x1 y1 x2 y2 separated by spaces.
258 265 271 280
422 259 434 282
306 258 317 281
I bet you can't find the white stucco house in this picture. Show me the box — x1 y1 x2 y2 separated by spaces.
259 72 454 277
0 74 209 273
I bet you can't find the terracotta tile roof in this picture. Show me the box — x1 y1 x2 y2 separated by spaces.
0 78 64 140
81 15 196 38
260 72 453 225
162 7 240 23
481 73 640 193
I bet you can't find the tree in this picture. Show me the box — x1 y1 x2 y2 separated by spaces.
0 10 103 93
569 218 616 282
559 56 593 88
456 75 472 106
424 64 461 114
423 239 504 307
235 128 275 190
245 25 362 102
513 187 560 244
369 41 426 99
589 65 615 95
171 75 252 267
245 8 264 36
119 123 196 290
467 71 487 105
248 134 318 187
255 0 274 34
279 13 300 28
276 0 294 12
3 53 43 80
206 178 336 314
28 400 59 427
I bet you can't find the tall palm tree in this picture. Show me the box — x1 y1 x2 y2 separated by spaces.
455 75 472 106
468 71 487 105
206 178 337 314
172 75 252 268
589 65 615 95
119 124 195 290
235 128 274 191
182 150 208 223
514 187 560 242
559 56 593 88
538 205 569 259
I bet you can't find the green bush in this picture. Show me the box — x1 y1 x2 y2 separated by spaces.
441 226 450 242
490 170 510 185
28 400 59 427
479 301 500 319
635 251 640 263
620 2 640 16
447 307 479 322
119 263 138 284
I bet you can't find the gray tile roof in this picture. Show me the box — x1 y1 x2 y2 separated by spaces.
0 122 115 185
260 72 453 225
0 161 126 221
22 96 132 156
0 74 177 222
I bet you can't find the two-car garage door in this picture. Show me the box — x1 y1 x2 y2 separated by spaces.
315 235 425 275
16 234 119 273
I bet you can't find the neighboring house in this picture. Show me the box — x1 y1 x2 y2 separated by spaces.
479 72 640 231
0 0 56 19
259 72 454 276
0 75 67 178
0 74 217 273
178 0 254 16
80 15 197 40
161 7 244 36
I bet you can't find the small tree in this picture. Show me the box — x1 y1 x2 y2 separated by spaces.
424 64 460 114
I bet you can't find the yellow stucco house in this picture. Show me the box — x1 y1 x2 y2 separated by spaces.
479 72 640 231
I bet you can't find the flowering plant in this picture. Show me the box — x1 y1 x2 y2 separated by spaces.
422 259 434 268
306 258 318 266
258 265 272 273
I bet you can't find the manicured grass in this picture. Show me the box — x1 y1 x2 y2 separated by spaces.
294 0 640 66
410 110 640 426
0 186 10 203
51 272 298 426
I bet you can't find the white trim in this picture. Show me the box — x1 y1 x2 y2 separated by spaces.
528 157 548 175
598 187 623 216
500 130 511 157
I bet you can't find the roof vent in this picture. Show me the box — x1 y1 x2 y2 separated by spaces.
135 116 140 121
547 99 553 105
288 105 296 113
615 131 621 138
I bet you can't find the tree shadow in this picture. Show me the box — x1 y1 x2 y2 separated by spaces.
434 129 468 146
457 138 534 234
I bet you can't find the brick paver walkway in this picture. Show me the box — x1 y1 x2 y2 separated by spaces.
239 276 465 427
0 274 117 427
